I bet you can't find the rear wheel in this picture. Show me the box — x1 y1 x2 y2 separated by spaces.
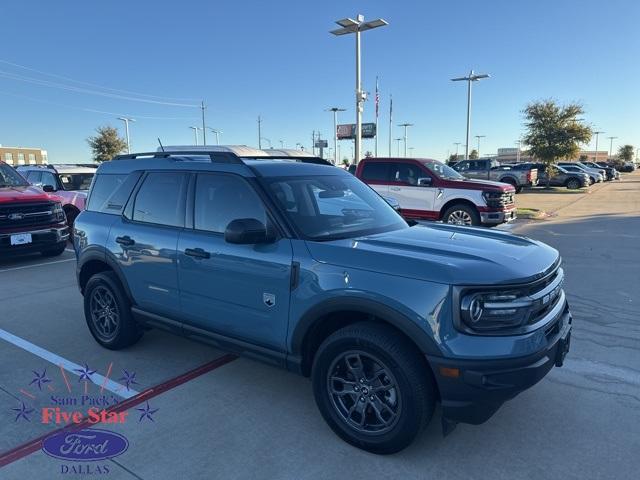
312 322 436 454
442 204 480 226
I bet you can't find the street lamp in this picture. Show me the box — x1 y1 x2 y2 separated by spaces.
593 131 604 162
189 126 200 145
330 14 388 165
326 107 346 165
117 117 135 153
398 123 413 157
475 135 486 157
261 137 272 148
607 136 618 159
454 142 462 159
394 137 403 157
208 128 222 145
451 70 490 160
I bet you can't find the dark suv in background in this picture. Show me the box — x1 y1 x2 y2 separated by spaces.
74 147 572 454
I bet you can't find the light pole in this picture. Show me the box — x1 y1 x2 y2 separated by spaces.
117 117 135 153
326 107 346 165
398 123 413 157
451 70 490 160
331 14 388 165
394 137 403 157
454 142 462 159
261 137 272 148
208 128 221 145
475 135 486 157
257 115 262 149
516 139 522 162
593 131 604 162
607 136 618 159
189 126 200 145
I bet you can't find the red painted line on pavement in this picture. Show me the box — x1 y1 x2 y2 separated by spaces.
0 354 237 468
100 362 113 394
19 389 35 400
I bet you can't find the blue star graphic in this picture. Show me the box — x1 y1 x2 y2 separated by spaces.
12 402 34 422
74 363 96 382
135 402 159 422
29 368 51 391
118 369 139 391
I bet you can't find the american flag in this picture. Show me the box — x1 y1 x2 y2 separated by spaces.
375 76 380 118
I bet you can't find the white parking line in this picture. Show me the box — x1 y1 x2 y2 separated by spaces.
0 328 138 398
0 258 75 273
65 248 75 253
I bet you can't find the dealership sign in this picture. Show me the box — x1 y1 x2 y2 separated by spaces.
336 123 376 139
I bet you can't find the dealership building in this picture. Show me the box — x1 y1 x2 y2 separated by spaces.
0 145 49 165
496 147 610 164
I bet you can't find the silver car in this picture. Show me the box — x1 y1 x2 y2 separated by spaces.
558 163 604 184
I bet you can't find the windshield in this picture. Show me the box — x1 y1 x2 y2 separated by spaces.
0 163 29 187
423 160 464 180
59 173 95 191
262 174 407 241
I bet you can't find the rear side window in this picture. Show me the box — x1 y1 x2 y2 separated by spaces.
86 174 127 212
26 171 41 183
361 162 390 182
132 172 187 227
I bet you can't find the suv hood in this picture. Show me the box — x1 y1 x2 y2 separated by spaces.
0 185 60 204
305 223 559 285
441 178 515 192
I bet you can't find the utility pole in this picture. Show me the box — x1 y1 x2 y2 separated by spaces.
398 123 413 157
607 136 618 159
451 70 490 160
117 117 135 154
201 101 207 145
593 131 604 162
326 107 346 165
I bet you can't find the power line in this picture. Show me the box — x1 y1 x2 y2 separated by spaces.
0 59 200 103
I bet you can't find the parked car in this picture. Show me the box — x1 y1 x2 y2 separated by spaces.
16 164 97 232
557 163 604 184
355 157 516 227
508 163 589 189
574 162 608 180
581 161 619 180
451 158 538 193
0 161 69 257
75 147 571 454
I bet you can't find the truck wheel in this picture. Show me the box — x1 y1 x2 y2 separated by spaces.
565 178 581 190
84 271 143 350
312 322 436 454
501 178 521 193
443 204 480 226
41 243 66 257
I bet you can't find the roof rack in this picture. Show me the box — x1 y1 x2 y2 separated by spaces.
113 150 332 166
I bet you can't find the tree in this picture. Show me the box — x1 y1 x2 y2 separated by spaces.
618 144 634 162
469 149 479 159
522 99 592 187
579 154 589 162
87 126 127 163
448 154 459 164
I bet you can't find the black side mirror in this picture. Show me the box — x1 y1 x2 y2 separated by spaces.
224 218 275 244
42 185 56 192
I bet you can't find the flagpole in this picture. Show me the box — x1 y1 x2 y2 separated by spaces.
388 94 393 157
375 76 379 157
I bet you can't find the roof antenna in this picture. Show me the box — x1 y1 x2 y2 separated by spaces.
157 138 165 152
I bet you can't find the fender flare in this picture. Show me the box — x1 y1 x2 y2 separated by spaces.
77 248 134 303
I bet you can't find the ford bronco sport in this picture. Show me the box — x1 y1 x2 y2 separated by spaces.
74 147 572 454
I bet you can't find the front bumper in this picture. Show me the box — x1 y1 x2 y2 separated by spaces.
0 225 69 256
480 208 516 225
427 303 572 425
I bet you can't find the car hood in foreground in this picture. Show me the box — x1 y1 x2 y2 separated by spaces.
0 186 60 204
305 224 559 286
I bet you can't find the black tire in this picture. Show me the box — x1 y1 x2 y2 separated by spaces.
41 243 66 257
565 178 581 190
312 322 436 454
83 271 143 350
442 203 481 226
501 178 519 192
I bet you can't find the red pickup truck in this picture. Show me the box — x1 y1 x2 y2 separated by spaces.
355 157 516 227
0 161 69 257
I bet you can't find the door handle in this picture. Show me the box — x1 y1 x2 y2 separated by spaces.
390 186 401 191
115 235 135 246
185 247 211 259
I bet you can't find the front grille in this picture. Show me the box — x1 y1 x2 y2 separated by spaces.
524 266 563 326
0 202 58 228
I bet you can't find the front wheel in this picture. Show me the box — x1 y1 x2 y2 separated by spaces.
312 322 436 454
442 204 480 226
566 178 581 190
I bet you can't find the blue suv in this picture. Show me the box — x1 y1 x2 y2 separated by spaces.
74 147 572 454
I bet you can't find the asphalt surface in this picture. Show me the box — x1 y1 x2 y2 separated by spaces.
0 172 638 479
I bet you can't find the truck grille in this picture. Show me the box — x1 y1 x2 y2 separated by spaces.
0 202 58 228
486 191 515 208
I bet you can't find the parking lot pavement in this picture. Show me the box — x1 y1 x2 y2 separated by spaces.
515 178 613 216
1 171 639 479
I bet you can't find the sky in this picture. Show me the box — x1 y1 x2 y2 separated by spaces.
0 0 638 163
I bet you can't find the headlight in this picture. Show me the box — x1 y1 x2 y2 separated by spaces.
53 202 66 222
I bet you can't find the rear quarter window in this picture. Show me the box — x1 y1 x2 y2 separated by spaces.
86 172 141 214
361 162 390 182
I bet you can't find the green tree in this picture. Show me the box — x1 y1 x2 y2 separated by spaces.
87 126 127 163
618 144 634 162
579 154 588 162
522 99 592 187
469 149 479 159
448 153 459 164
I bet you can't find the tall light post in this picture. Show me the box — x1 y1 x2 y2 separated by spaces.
451 70 490 160
326 107 346 165
394 137 403 157
398 123 413 157
593 131 604 162
475 135 486 157
454 142 462 159
208 128 222 145
516 139 522 162
189 126 200 145
607 136 618 159
117 117 135 153
331 14 388 165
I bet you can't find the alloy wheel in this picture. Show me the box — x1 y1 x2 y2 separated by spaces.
89 286 119 341
447 210 473 225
